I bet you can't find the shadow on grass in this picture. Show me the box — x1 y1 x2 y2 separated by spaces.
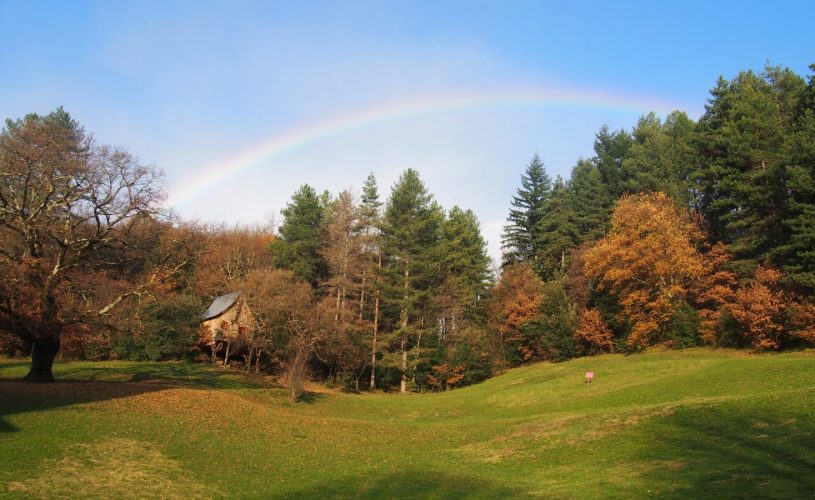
284 471 524 498
631 405 815 497
0 379 170 433
295 391 327 404
0 357 272 389
0 359 280 433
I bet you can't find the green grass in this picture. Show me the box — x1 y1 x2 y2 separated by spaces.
1 348 814 498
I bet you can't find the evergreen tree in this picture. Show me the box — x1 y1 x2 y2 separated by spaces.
501 154 552 269
570 158 612 242
592 125 633 197
380 169 442 392
439 206 492 305
535 176 579 281
357 173 384 388
694 67 807 273
272 184 327 287
778 66 815 289
622 111 697 206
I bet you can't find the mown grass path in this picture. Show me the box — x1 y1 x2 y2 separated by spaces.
1 348 814 498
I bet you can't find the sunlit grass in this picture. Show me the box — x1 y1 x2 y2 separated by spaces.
2 348 814 497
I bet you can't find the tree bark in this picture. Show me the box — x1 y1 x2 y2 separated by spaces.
399 265 409 393
359 269 367 320
223 340 231 367
23 336 60 383
400 336 408 393
369 252 381 390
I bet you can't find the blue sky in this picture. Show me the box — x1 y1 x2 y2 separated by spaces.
1 0 813 262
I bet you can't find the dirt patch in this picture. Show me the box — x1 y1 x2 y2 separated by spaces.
7 438 214 499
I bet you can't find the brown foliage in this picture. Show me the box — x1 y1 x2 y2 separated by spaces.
284 335 311 402
0 111 202 379
694 243 739 345
487 263 544 362
242 268 312 367
583 192 707 348
426 363 466 391
574 308 615 355
563 244 592 308
726 266 790 350
789 301 815 343
193 224 274 298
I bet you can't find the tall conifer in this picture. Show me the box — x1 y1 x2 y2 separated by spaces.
501 154 551 269
535 176 579 280
380 169 442 392
272 184 327 287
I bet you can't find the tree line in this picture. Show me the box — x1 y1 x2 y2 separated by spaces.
1 63 814 387
497 63 815 360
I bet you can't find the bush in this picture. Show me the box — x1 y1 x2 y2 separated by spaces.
449 340 493 386
140 294 204 361
662 302 701 348
518 281 577 362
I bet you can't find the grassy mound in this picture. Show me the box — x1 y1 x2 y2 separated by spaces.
2 348 814 498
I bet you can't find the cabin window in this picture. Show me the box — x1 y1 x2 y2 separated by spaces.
238 325 247 335
221 320 230 329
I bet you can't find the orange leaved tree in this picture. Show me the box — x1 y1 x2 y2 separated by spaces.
574 308 615 355
488 262 544 363
694 242 739 345
726 266 790 350
583 192 707 348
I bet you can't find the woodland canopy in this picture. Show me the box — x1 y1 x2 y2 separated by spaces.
2 63 814 387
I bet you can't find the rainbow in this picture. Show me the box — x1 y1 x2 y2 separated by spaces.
167 86 682 208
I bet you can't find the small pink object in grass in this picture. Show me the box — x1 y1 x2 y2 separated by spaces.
585 371 594 383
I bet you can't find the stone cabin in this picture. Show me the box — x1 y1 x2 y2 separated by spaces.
199 291 256 362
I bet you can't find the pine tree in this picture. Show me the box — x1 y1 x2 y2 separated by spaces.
439 206 492 300
380 169 442 392
357 173 384 388
535 176 579 281
570 158 612 242
778 67 815 290
321 190 359 322
592 125 633 198
272 184 327 287
622 111 697 206
501 154 552 268
694 67 807 274
436 206 493 335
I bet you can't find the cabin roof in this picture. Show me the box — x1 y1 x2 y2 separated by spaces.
200 291 241 321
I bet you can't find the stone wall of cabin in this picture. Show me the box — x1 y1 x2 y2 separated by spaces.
199 299 256 346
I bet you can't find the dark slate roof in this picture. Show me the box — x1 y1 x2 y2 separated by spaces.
200 291 241 321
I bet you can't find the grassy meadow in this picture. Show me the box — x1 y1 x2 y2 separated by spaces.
1 348 814 498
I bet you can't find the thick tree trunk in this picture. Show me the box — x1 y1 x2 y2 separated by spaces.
23 336 60 383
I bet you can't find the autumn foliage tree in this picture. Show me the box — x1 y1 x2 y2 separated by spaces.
0 109 194 382
488 262 544 363
693 243 739 345
193 224 275 298
574 308 615 355
583 192 708 348
242 268 313 371
726 266 791 350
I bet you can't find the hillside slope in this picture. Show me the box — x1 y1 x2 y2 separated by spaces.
1 349 814 498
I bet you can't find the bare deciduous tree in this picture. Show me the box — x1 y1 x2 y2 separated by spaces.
0 108 195 381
